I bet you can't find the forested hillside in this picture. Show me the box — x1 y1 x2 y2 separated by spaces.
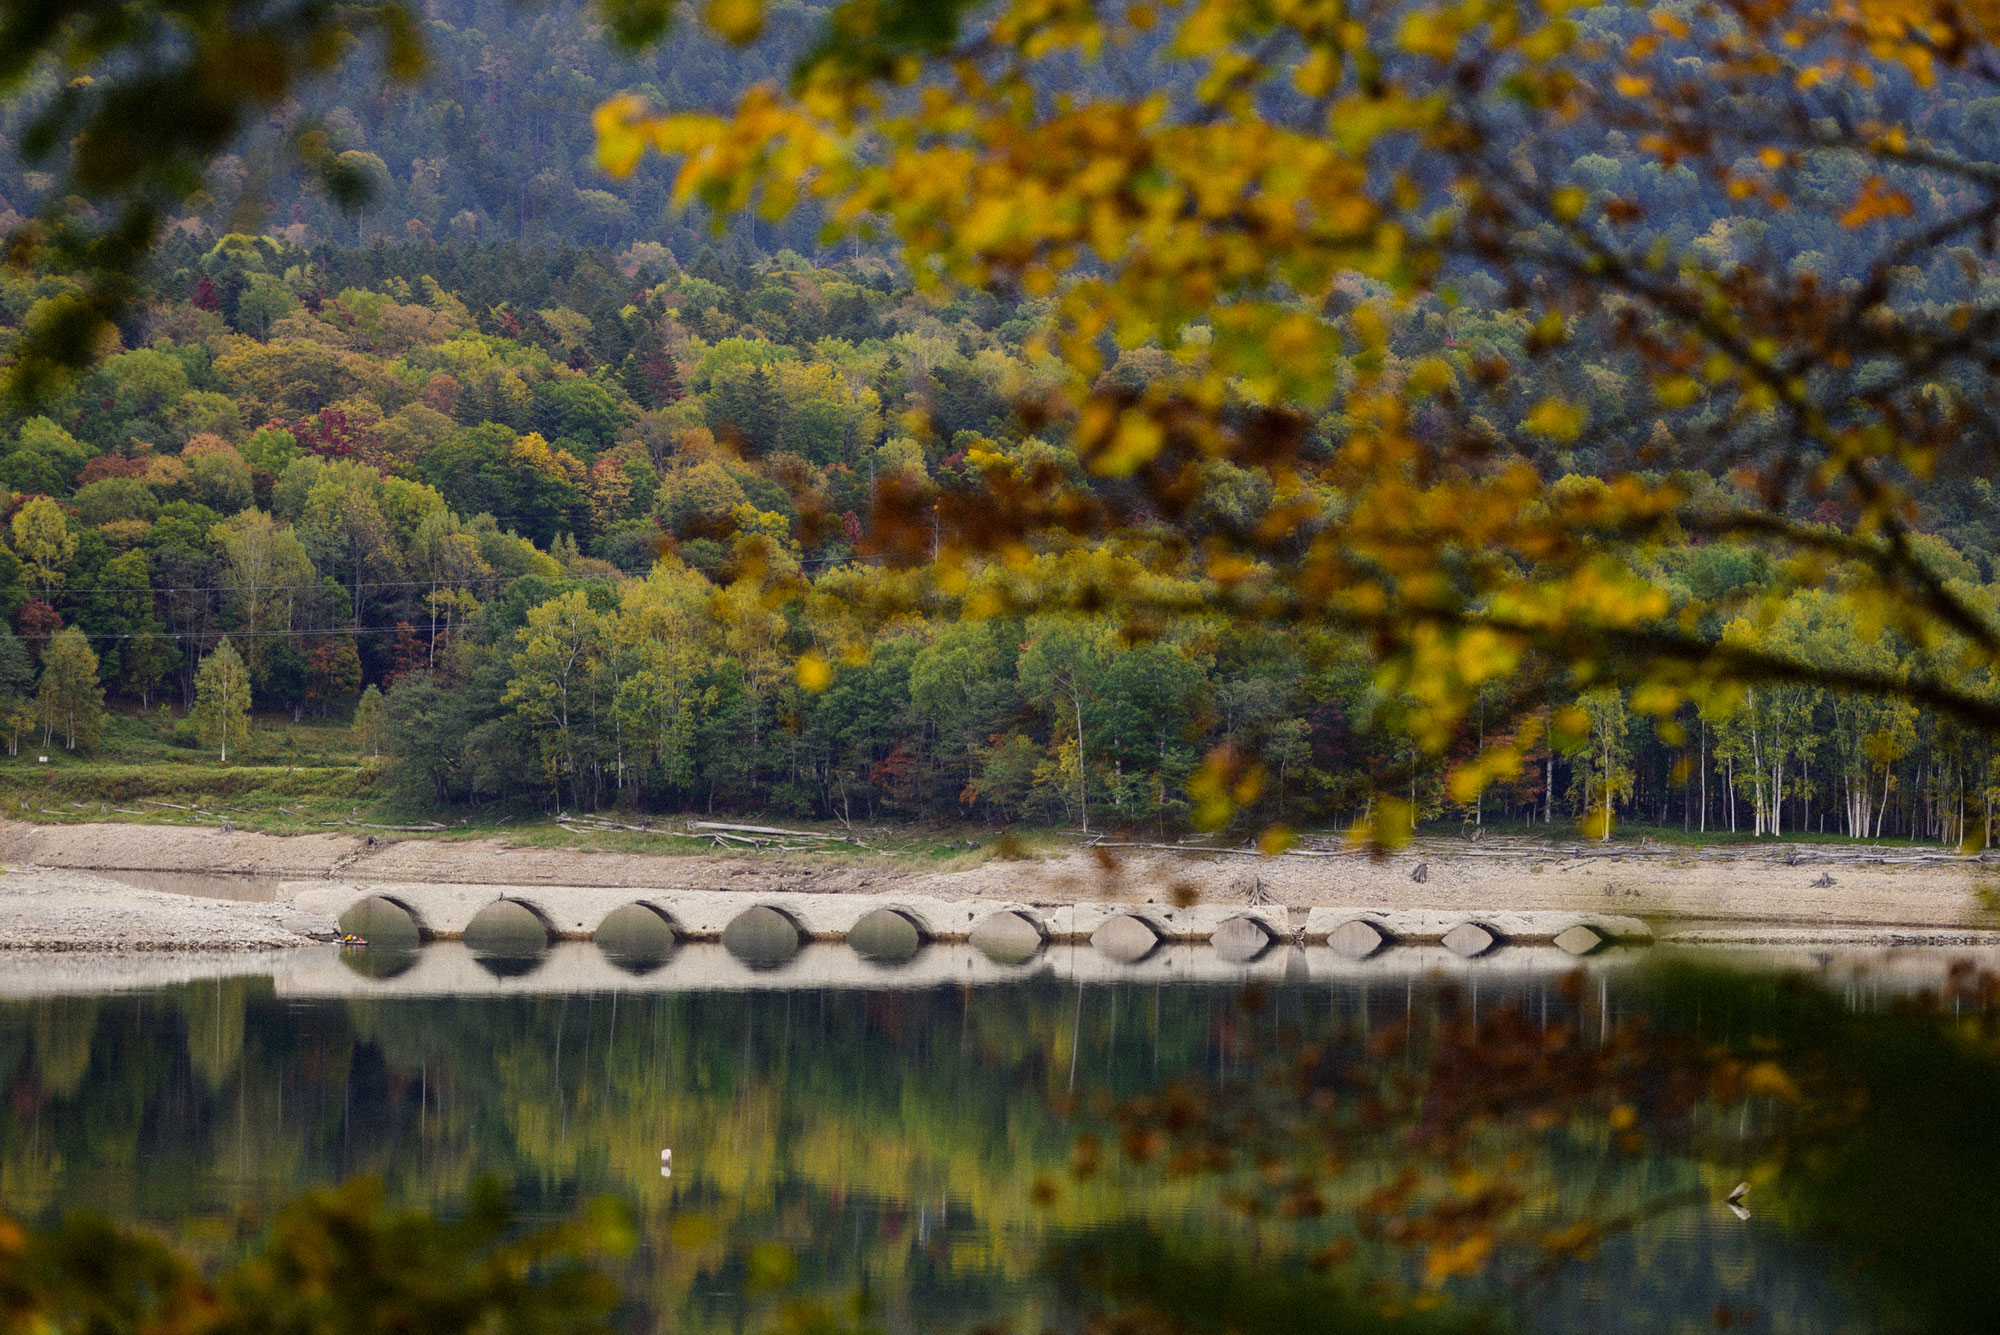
0 0 826 258
13 0 2000 842
0 231 1988 843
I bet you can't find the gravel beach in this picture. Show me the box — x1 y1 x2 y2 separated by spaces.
0 862 336 950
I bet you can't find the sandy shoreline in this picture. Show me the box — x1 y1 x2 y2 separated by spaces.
0 819 1995 953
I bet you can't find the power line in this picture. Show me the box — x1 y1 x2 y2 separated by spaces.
1 550 856 599
9 576 520 597
50 625 455 641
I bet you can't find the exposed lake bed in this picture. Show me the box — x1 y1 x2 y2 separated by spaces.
0 818 1997 956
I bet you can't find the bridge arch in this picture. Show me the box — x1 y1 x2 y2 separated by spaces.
597 902 681 974
721 904 805 967
848 906 925 964
337 894 431 944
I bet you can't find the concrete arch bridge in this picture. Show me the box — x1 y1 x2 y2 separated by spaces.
286 881 1650 962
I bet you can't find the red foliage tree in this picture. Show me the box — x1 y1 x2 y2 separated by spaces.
75 455 148 488
16 600 60 661
298 404 382 461
382 621 427 689
303 638 362 716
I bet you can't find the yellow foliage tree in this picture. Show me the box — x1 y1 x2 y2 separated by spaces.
10 498 75 597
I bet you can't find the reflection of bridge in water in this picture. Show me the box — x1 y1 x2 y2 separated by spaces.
0 935 1990 1003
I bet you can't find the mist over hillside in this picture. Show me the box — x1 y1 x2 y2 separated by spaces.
0 0 831 258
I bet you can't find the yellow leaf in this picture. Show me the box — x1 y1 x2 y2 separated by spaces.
704 0 765 43
1407 356 1457 397
1350 303 1389 351
1398 12 1460 60
1654 375 1700 409
1369 796 1414 849
1231 764 1266 806
1524 398 1587 443
1096 411 1165 476
592 95 656 178
795 653 832 691
1421 1231 1493 1286
1518 20 1576 62
1551 705 1590 745
1839 175 1913 229
1258 824 1296 855
1744 1061 1800 1102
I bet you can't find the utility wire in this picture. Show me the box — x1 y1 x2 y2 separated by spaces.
10 576 522 596
48 625 454 641
0 550 855 599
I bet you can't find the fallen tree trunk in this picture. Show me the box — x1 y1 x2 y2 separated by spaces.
1082 838 1349 858
688 820 857 842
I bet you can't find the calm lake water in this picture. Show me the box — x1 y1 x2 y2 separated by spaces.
0 939 1960 1334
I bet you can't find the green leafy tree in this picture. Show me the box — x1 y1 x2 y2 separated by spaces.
215 510 317 675
1018 619 1113 835
354 683 389 758
0 628 35 756
609 565 709 795
192 638 253 762
3 419 91 495
300 463 406 630
70 547 155 686
910 620 1014 812
241 425 302 476
36 627 104 751
504 591 608 809
1096 640 1205 829
235 272 300 338
384 674 459 804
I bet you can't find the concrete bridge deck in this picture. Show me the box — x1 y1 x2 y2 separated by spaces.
285 880 1653 958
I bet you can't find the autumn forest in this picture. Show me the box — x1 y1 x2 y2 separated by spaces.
0 226 1966 843
1 0 1999 846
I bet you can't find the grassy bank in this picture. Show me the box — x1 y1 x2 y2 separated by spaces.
0 710 1960 864
0 708 1069 867
0 708 381 833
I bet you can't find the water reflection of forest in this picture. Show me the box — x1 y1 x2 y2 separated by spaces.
0 972 1893 1333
